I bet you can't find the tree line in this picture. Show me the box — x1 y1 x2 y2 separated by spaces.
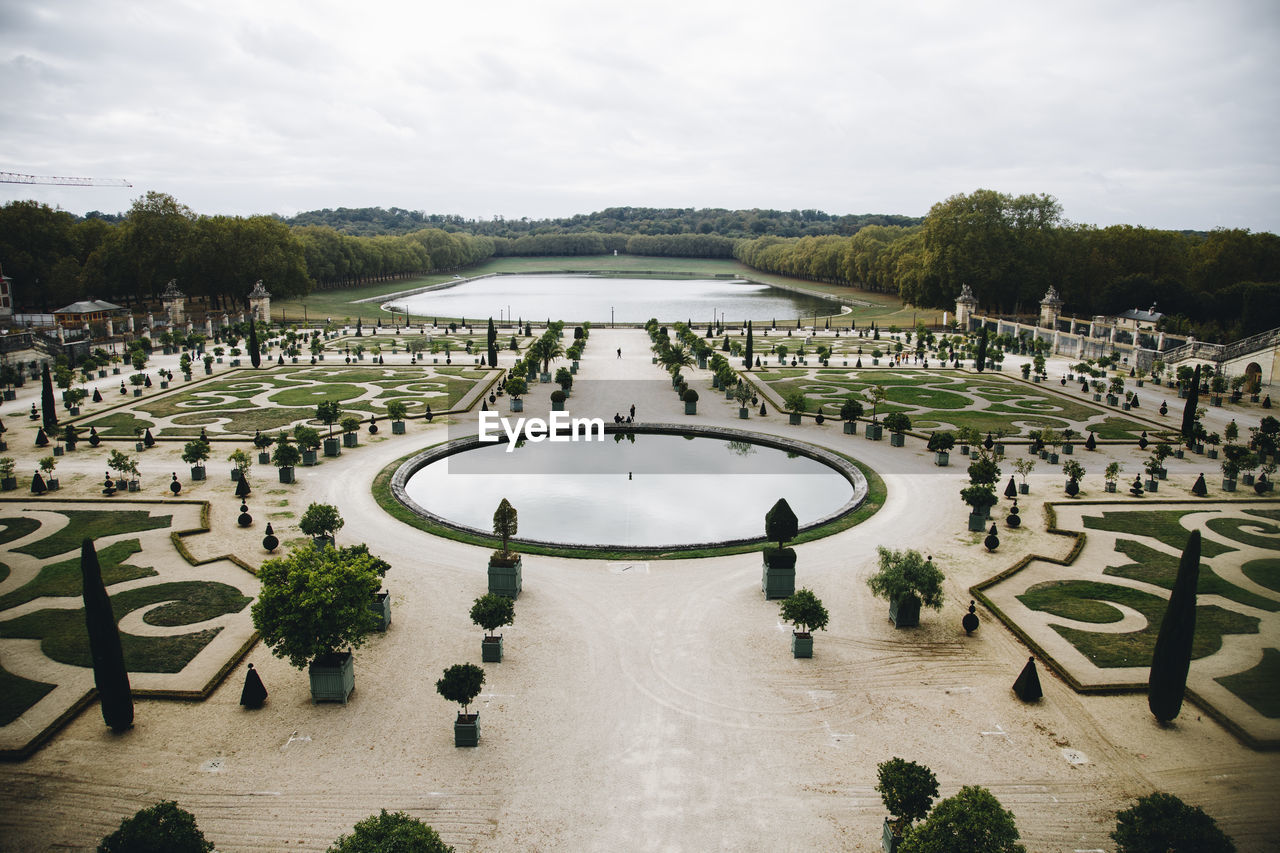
735 189 1280 342
282 205 921 239
4 189 1277 343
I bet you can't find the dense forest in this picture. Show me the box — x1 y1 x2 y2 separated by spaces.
2 191 1277 342
282 206 922 239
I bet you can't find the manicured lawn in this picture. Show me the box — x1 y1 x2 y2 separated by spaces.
0 539 153 611
1216 648 1280 718
1083 510 1234 557
1018 579 1259 668
0 664 55 727
12 510 172 559
1105 539 1279 612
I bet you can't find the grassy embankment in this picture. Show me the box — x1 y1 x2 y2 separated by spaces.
271 256 935 329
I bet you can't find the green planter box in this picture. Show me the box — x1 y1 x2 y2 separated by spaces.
308 652 355 704
684 401 697 415
190 466 206 481
343 433 358 448
510 398 524 412
482 635 503 663
866 424 883 441
278 467 295 484
488 555 522 599
739 407 749 419
369 591 391 631
934 451 949 466
392 420 406 434
889 433 905 447
968 512 987 532
324 437 341 457
791 632 813 658
788 413 802 425
889 595 920 628
762 550 796 600
883 818 903 853
302 449 318 466
843 422 857 435
552 399 565 412
1222 479 1236 492
454 714 480 747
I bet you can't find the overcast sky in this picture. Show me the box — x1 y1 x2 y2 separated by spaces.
2 0 1277 232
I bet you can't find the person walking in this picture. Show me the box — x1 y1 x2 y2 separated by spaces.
630 404 636 420
617 347 622 358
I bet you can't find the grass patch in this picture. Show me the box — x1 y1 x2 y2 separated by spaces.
0 581 250 673
81 412 155 435
370 444 886 560
1242 558 1280 593
1086 416 1159 440
0 516 42 546
0 539 153 611
15 510 172 559
1083 510 1234 558
1205 516 1280 551
1216 648 1280 718
1105 539 1279 612
0 663 56 727
1018 579 1260 667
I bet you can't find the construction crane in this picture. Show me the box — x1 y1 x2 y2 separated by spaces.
1 171 131 187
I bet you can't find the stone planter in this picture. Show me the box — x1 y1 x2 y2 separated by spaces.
488 555 522 599
454 713 480 747
190 466 206 481
482 635 503 663
308 652 355 704
369 591 391 631
889 595 921 628
889 432 905 447
278 466 295 484
302 449 318 466
324 437 341 457
343 433 358 448
392 420 406 434
935 451 949 466
791 632 813 658
762 550 796 600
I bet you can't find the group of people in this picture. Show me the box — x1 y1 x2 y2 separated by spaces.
613 403 637 424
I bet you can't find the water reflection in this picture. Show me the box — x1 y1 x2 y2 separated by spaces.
387 274 840 323
404 434 853 547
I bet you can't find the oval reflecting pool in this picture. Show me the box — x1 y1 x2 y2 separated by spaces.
384 274 842 324
395 426 865 550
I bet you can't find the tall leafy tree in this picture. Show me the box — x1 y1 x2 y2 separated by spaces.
80 538 133 732
1148 530 1201 723
900 785 1025 853
1112 792 1235 853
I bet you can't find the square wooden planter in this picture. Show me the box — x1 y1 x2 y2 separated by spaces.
392 421 406 434
324 437 341 457
454 714 480 747
369 591 391 631
889 595 921 628
482 635 503 663
278 467 296 484
488 555 522 599
791 632 813 658
762 550 796 600
343 433 358 448
308 652 354 704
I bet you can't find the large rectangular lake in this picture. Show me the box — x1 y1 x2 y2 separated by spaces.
383 274 842 324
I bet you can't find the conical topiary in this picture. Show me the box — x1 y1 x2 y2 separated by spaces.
1148 530 1201 723
1013 656 1042 702
81 538 133 731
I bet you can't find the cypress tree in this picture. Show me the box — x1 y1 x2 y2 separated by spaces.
745 321 754 369
1148 530 1201 723
81 538 133 731
1181 364 1201 443
248 319 261 368
974 326 989 373
41 362 58 434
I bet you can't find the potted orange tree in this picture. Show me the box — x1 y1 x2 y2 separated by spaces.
471 593 515 662
437 663 485 747
488 498 522 598
779 587 828 658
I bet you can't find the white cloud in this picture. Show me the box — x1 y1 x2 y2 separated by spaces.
2 0 1276 231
